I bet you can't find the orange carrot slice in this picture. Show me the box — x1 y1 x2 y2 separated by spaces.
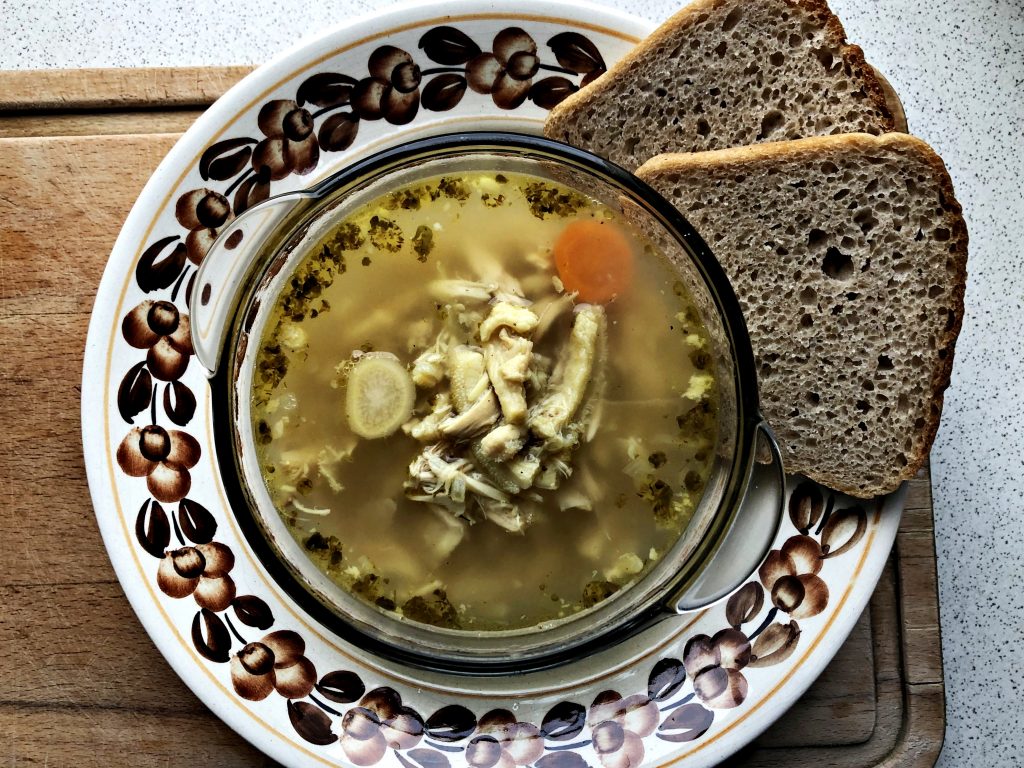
553 219 635 304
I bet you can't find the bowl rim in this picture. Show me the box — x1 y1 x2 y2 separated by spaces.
210 130 763 675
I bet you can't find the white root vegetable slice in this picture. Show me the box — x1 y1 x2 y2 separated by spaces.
345 353 415 439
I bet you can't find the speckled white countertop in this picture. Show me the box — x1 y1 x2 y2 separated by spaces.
4 0 1021 764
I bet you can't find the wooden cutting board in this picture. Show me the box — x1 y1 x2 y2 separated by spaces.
0 67 944 767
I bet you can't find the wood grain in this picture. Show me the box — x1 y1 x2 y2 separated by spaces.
0 66 253 111
0 66 945 768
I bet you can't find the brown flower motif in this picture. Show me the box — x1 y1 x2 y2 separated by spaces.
157 541 235 610
340 687 425 765
231 629 317 701
466 709 544 768
251 99 320 181
586 692 658 768
758 535 829 619
467 28 540 109
116 425 200 502
683 630 751 710
174 188 232 264
352 46 421 125
122 300 194 381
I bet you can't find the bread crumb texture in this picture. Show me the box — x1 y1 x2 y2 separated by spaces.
638 134 967 497
545 0 894 170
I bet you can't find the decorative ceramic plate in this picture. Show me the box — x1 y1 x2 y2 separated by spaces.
81 1 904 766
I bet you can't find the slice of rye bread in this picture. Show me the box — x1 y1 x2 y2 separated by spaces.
544 0 896 170
636 133 967 497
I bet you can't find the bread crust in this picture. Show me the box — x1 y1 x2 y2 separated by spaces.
637 133 967 497
870 66 909 132
545 0 896 149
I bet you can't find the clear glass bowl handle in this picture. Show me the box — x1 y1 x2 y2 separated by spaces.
673 421 785 612
191 193 310 376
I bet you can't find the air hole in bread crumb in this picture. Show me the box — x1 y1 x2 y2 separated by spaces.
934 227 950 241
878 354 894 370
822 247 854 280
858 422 867 432
696 118 711 137
807 392 820 405
799 286 817 305
856 400 871 413
854 209 878 233
789 33 803 48
928 285 944 299
714 41 727 57
770 51 785 67
758 110 785 139
800 314 813 327
722 6 743 31
807 228 827 247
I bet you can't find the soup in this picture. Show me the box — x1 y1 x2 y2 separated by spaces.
250 171 718 631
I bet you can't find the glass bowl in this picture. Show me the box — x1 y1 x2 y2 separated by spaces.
191 132 783 674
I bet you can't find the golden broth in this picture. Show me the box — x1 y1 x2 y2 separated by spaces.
251 171 718 631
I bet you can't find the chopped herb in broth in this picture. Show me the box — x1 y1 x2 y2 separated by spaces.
252 171 718 631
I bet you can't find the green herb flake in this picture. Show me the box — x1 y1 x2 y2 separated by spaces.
582 580 620 608
436 177 471 201
401 589 461 629
304 532 327 550
352 573 382 599
383 187 424 211
683 470 705 494
676 397 716 434
690 348 711 370
648 451 668 469
256 419 273 445
254 343 288 392
331 223 365 252
303 533 342 568
368 215 404 252
481 193 505 208
640 478 675 524
521 181 588 219
412 225 434 262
